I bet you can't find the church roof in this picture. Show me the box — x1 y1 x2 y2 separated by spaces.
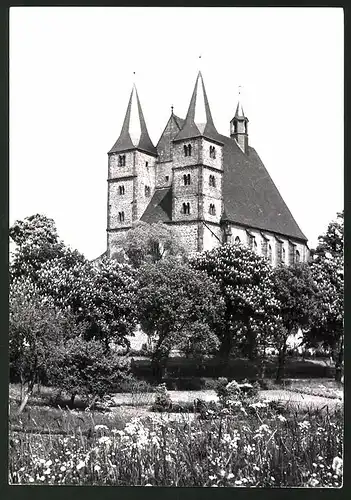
219 134 307 241
174 72 223 144
109 84 157 156
140 187 172 224
156 114 184 160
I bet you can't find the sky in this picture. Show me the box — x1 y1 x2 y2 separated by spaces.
9 7 344 260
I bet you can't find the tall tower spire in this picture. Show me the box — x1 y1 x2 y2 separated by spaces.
108 83 156 156
174 71 220 143
230 86 249 154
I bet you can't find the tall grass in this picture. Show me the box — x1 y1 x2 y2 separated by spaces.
9 404 343 487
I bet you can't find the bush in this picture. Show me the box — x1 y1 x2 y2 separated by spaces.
113 377 155 394
151 383 172 412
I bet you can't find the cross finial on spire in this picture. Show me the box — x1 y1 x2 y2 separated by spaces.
238 84 242 96
171 105 174 115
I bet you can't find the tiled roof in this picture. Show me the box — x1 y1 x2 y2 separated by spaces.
140 188 172 223
109 85 157 156
219 134 307 241
156 114 184 160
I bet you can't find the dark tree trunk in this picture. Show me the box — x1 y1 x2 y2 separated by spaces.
70 393 76 408
276 342 287 383
334 335 343 382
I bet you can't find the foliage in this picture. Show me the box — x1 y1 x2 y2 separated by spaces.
9 277 79 413
47 337 131 404
119 221 187 268
151 383 173 412
190 244 281 363
136 259 225 380
36 257 139 348
9 404 343 487
314 211 344 260
9 214 84 282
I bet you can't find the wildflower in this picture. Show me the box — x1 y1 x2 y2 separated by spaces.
145 484 152 486
76 461 85 471
309 478 319 487
60 466 66 472
94 465 101 472
227 473 234 480
94 424 108 431
28 477 34 483
235 479 243 485
332 457 343 476
277 415 287 423
298 421 311 431
43 469 51 475
312 463 317 468
209 475 216 481
39 476 45 482
44 460 52 467
98 436 111 445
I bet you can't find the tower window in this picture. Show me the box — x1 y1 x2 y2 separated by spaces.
118 155 126 167
296 249 300 263
209 203 216 215
182 202 190 215
145 161 148 168
183 173 191 186
118 211 125 223
209 174 216 187
145 186 151 197
209 146 216 159
235 236 241 244
165 175 169 182
184 144 192 157
119 185 125 195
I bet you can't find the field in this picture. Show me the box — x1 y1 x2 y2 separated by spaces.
8 357 343 487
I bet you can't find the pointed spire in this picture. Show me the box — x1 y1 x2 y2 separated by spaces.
234 86 246 118
108 84 157 156
174 71 221 144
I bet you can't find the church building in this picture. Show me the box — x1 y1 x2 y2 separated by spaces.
106 72 308 266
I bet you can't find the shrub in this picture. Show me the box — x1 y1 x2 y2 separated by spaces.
151 383 172 412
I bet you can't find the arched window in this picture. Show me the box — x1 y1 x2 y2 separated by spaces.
253 239 258 253
184 144 192 157
209 146 216 159
282 247 286 263
268 244 272 263
183 173 191 186
235 236 241 244
296 250 300 263
209 203 216 215
209 175 216 187
182 202 190 215
119 185 125 195
118 211 125 223
145 186 150 197
118 155 126 167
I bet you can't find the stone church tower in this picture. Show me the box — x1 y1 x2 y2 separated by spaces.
106 72 309 265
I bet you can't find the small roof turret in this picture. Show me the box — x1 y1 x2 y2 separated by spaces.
109 84 157 156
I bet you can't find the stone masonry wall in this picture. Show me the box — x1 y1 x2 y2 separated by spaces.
170 222 199 254
133 151 156 220
155 160 173 189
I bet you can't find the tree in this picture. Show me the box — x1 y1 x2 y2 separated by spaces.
47 337 131 406
271 263 318 382
307 211 344 381
119 221 187 268
189 244 281 373
9 277 79 414
9 214 84 282
36 257 139 350
136 259 225 381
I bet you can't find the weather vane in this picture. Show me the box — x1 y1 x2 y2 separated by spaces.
171 105 174 114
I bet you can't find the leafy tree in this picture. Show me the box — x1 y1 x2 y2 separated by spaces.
9 277 79 414
9 214 84 282
307 211 344 381
271 263 319 381
189 244 281 373
314 210 344 259
36 257 139 350
308 256 344 381
119 221 187 268
136 259 225 381
47 337 131 406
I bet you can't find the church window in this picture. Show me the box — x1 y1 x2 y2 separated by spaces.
296 250 300 263
282 247 286 263
145 186 151 197
261 238 268 258
182 202 190 215
247 232 255 250
165 176 169 182
118 211 125 223
145 161 148 168
118 155 126 167
289 242 296 265
209 146 216 159
268 244 272 263
183 173 191 186
235 236 241 244
119 185 125 195
209 203 216 215
209 175 216 187
253 239 258 253
184 144 192 157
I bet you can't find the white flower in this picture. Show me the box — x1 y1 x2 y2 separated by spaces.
227 473 234 480
28 477 34 483
44 460 52 467
94 424 108 431
98 436 111 445
277 415 287 422
332 456 343 476
309 478 319 487
209 475 216 481
76 460 85 471
94 465 101 472
60 466 66 472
